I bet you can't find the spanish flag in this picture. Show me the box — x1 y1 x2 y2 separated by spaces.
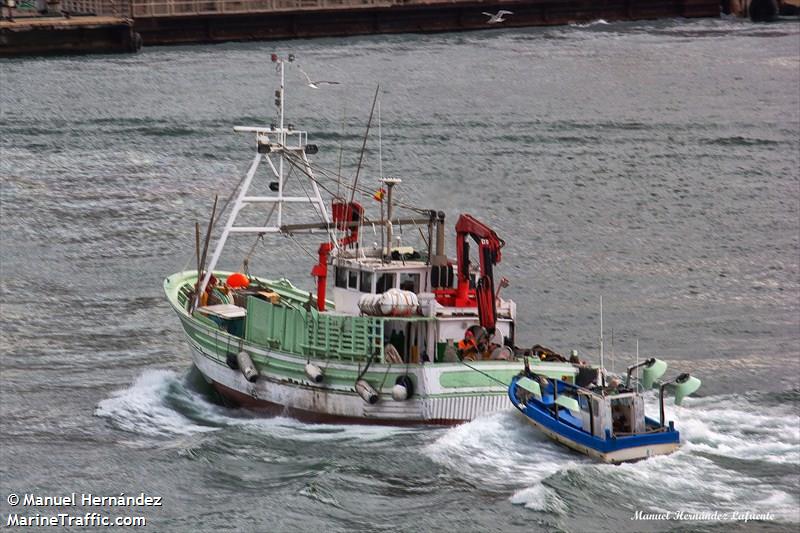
373 188 386 201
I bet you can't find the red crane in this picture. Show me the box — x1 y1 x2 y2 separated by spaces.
310 201 363 311
433 214 505 330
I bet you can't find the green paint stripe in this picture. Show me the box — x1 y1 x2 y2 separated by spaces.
439 370 519 388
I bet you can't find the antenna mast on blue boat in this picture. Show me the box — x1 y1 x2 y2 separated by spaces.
635 338 640 392
600 296 605 386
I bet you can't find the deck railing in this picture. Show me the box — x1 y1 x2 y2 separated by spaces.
130 0 471 18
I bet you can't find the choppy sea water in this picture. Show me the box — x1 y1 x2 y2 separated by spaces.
1 16 799 532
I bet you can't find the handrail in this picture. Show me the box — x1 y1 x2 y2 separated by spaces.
61 0 132 17
129 0 487 18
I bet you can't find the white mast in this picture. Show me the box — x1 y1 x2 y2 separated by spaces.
599 295 605 386
278 57 285 228
635 338 640 392
195 53 331 305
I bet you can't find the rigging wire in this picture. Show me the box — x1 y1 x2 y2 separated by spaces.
285 233 318 261
179 160 258 272
337 104 346 198
349 85 381 205
284 149 430 215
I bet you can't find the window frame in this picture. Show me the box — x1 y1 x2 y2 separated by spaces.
334 266 347 288
359 270 374 293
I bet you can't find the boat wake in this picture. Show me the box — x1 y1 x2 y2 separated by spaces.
95 368 421 445
95 369 224 439
97 371 799 523
426 391 800 522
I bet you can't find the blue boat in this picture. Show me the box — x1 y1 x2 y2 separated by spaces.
508 358 700 463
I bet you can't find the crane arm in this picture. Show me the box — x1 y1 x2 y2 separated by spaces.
454 214 506 330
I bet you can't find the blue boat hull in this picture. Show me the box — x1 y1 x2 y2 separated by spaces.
509 376 681 463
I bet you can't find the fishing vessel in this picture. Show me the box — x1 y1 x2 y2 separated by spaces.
508 357 701 462
163 54 587 425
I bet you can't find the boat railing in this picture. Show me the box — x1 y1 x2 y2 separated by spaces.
612 427 667 436
234 126 309 152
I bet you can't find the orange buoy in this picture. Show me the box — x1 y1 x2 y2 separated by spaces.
226 272 249 289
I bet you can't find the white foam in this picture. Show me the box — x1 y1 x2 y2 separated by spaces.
95 369 219 438
425 393 799 521
424 410 583 513
226 414 422 444
655 393 800 465
97 369 423 445
571 19 610 28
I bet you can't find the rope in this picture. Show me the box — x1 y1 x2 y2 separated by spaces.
356 350 379 382
285 233 318 261
284 150 430 216
458 359 510 388
379 361 393 391
179 158 258 273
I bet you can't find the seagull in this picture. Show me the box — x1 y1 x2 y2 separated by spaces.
483 10 513 24
297 66 340 89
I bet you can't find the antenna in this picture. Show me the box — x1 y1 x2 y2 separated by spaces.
635 338 640 392
378 99 383 181
349 85 380 205
337 104 345 198
599 296 605 387
368 99 383 258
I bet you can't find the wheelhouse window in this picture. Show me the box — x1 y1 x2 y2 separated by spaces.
348 269 358 290
399 272 420 293
335 267 347 288
375 272 396 293
360 271 373 293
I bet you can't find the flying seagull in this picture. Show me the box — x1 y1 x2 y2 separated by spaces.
298 66 340 89
483 10 513 24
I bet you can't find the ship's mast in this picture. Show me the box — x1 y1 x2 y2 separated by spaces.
278 55 285 228
194 53 331 305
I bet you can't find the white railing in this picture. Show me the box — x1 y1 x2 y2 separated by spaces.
61 0 131 16
130 0 468 18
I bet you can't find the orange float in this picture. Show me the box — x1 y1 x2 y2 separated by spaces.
226 272 249 289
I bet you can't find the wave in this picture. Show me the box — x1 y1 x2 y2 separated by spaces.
426 391 799 522
95 369 222 439
570 19 610 28
97 370 799 523
95 368 422 444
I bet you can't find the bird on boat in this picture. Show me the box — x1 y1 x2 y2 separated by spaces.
297 67 340 89
483 10 513 24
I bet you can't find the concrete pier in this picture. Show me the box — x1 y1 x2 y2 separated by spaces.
132 0 721 46
0 0 721 56
0 15 141 56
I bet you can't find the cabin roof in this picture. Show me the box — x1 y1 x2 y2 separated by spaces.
334 257 429 270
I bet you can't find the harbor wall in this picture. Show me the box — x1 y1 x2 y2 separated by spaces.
0 0 721 56
0 16 141 56
132 0 720 46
